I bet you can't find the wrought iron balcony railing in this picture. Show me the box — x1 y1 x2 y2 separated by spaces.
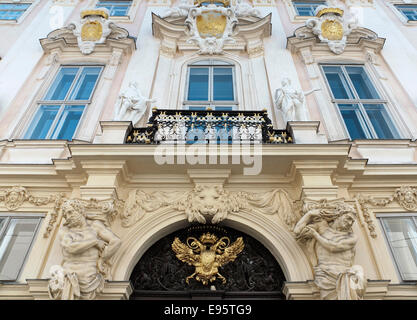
125 108 293 144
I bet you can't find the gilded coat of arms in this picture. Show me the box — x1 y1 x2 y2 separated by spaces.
172 232 244 285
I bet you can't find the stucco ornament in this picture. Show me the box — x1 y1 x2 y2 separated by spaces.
161 0 196 18
49 199 121 300
294 199 366 300
274 77 319 123
232 0 261 18
395 186 417 211
305 6 357 54
121 186 297 228
115 81 157 126
68 8 113 54
185 2 238 54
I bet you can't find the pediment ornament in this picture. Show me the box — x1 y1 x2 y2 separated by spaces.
304 6 357 54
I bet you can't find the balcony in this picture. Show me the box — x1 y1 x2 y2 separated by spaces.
125 108 293 144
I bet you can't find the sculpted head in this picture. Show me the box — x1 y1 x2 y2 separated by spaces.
193 185 225 216
62 199 86 228
331 204 356 232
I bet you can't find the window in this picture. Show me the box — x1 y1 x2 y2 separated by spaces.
395 5 417 21
185 60 237 110
292 1 325 16
322 65 400 140
96 1 132 16
0 216 42 281
25 66 103 140
380 215 417 281
0 3 31 20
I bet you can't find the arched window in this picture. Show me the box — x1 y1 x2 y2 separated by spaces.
184 60 237 111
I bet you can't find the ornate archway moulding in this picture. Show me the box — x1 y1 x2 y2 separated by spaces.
120 185 299 229
152 9 271 57
40 8 135 56
113 205 313 282
0 186 124 238
355 186 417 238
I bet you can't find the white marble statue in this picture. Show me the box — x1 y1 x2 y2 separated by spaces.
274 77 319 123
115 81 156 127
48 199 121 300
294 200 366 300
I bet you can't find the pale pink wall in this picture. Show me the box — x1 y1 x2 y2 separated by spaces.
0 1 48 58
377 0 417 51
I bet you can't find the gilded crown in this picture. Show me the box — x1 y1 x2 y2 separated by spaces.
316 7 344 17
194 0 230 7
81 8 109 19
199 233 218 244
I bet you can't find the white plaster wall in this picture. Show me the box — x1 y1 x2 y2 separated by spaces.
115 6 168 110
259 6 310 129
0 1 75 119
357 3 417 109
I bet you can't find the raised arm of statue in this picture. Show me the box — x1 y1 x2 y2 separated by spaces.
60 231 100 255
306 226 357 253
91 220 121 261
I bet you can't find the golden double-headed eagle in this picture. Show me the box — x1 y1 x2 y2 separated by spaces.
172 233 244 285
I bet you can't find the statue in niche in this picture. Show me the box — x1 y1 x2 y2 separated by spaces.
115 81 156 127
274 77 320 123
48 199 121 300
293 200 366 300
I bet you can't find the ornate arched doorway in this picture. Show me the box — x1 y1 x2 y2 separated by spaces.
129 225 286 300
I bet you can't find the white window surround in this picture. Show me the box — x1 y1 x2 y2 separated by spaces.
316 58 410 141
23 65 104 141
386 0 417 26
174 55 249 111
184 60 238 110
377 213 417 283
9 17 135 142
320 63 401 140
287 26 414 141
89 0 140 23
0 214 43 282
0 0 40 25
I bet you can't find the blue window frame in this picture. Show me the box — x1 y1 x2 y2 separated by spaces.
96 1 132 16
185 60 236 110
292 1 325 16
25 66 103 140
0 3 31 20
322 65 400 140
395 5 417 21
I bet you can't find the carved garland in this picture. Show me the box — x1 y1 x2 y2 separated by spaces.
355 186 417 238
121 185 298 229
0 186 123 238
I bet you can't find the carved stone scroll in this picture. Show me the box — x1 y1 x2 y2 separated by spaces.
355 186 417 238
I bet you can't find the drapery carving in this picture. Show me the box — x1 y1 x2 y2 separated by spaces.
294 198 366 300
121 186 298 228
48 199 121 300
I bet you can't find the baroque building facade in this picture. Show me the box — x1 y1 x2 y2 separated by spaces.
0 0 417 300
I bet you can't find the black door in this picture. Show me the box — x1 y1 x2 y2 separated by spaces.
129 225 286 300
